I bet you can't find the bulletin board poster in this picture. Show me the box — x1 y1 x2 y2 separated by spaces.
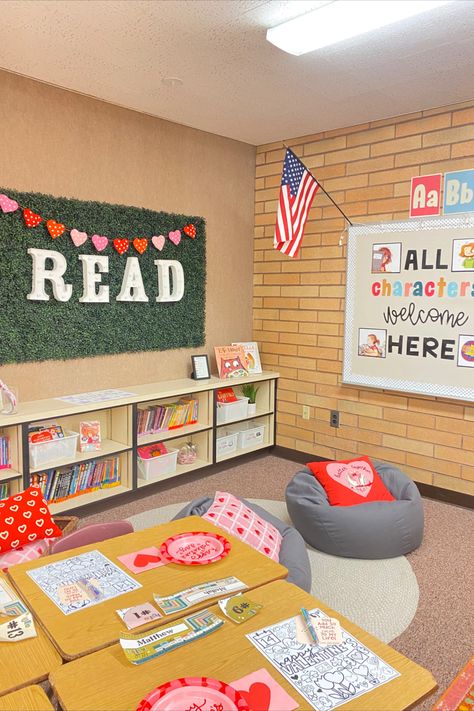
343 214 474 402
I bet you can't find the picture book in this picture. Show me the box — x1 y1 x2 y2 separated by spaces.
232 341 263 374
216 387 238 404
79 420 102 452
214 345 249 379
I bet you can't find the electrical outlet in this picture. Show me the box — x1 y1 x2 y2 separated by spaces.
330 410 340 428
302 405 310 420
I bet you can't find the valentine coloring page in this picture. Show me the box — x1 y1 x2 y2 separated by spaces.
27 550 141 615
247 609 399 710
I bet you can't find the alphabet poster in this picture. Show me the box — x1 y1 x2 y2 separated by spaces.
343 214 474 402
247 609 399 710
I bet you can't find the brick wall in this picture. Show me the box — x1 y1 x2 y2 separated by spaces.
254 100 474 496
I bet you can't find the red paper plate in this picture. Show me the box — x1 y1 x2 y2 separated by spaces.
160 531 231 565
136 676 249 711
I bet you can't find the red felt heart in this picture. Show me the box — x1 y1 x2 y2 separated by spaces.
46 219 66 239
23 208 42 228
183 223 196 239
134 553 162 567
239 683 271 711
133 238 148 255
113 238 129 255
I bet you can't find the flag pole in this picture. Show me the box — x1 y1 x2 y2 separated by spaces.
283 144 353 226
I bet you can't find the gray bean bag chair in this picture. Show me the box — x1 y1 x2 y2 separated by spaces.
173 496 312 592
285 460 423 559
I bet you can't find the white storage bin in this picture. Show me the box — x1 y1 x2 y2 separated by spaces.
29 430 79 469
236 421 266 450
216 430 238 458
216 396 249 425
137 448 178 480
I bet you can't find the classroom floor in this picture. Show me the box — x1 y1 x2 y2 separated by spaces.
83 453 474 710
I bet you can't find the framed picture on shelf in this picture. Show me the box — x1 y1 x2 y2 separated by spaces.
191 354 211 380
232 342 262 374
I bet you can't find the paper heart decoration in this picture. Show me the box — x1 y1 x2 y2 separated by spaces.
183 223 196 239
114 238 129 255
134 553 162 567
47 219 66 239
168 229 181 246
0 194 19 213
133 238 148 255
23 208 42 228
151 235 165 251
326 460 374 497
70 229 88 247
92 234 108 252
239 683 271 711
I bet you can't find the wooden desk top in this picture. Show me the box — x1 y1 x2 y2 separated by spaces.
0 574 61 698
0 686 54 711
8 517 287 660
49 579 437 711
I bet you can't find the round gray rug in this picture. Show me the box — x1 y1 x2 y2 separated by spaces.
127 498 419 643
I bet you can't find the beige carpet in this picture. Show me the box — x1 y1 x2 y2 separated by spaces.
83 453 474 709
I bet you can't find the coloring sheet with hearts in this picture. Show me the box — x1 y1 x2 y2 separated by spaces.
247 609 399 711
27 550 141 615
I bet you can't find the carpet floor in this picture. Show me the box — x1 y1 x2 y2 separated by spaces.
83 453 474 710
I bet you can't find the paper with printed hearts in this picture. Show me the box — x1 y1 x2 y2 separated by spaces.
230 668 298 711
117 546 167 574
246 608 399 710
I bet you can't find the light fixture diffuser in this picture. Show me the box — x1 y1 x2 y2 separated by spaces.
266 0 452 55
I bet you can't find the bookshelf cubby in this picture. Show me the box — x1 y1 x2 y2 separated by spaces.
0 371 278 513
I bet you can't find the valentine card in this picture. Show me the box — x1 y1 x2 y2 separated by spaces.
117 547 166 574
230 668 298 711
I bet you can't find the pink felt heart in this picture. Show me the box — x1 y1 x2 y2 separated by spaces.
92 234 108 252
152 235 165 251
168 229 181 246
70 229 88 247
0 194 19 213
326 460 374 497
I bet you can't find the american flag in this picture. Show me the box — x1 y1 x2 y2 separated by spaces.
274 149 319 258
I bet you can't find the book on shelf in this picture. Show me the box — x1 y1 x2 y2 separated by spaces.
0 435 11 470
0 482 10 499
30 456 121 503
231 341 263 375
214 345 249 379
137 397 199 436
28 423 65 443
216 387 238 404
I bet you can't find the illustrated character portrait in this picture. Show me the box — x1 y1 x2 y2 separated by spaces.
222 356 247 378
459 242 474 269
375 246 392 272
361 334 382 357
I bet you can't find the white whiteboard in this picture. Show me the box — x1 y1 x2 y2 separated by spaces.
343 214 474 402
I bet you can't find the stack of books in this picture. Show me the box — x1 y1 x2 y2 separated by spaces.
0 435 10 470
0 482 9 499
30 456 121 503
137 397 199 436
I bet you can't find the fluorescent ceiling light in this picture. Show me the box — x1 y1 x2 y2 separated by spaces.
266 0 452 55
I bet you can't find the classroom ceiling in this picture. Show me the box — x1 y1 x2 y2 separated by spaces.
0 0 473 145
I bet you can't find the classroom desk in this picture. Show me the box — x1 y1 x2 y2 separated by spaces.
0 574 61 698
8 516 287 660
0 686 54 711
49 579 437 711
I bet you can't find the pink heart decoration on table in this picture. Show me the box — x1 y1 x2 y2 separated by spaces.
134 553 162 567
70 229 88 247
151 235 165 251
92 234 108 252
326 460 374 497
0 194 19 213
168 229 181 246
239 682 271 711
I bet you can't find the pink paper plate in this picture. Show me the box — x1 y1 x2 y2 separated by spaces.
136 676 249 711
160 531 231 565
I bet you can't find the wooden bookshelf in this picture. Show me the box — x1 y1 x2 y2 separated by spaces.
0 371 278 512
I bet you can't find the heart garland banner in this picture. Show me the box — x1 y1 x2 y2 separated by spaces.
0 192 196 255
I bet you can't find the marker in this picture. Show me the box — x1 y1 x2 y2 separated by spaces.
300 607 318 644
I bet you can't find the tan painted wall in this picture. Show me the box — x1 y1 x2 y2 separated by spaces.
0 70 256 400
254 100 474 496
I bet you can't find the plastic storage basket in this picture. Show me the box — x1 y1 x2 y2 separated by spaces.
236 421 266 450
29 431 79 469
137 448 178 481
216 430 239 458
216 396 249 425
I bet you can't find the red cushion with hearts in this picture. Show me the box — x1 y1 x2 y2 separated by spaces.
202 491 282 561
307 456 396 506
0 486 62 553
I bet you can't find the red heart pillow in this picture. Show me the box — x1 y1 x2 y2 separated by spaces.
307 456 395 506
0 486 62 553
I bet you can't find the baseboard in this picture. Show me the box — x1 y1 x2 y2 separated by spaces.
273 445 474 510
